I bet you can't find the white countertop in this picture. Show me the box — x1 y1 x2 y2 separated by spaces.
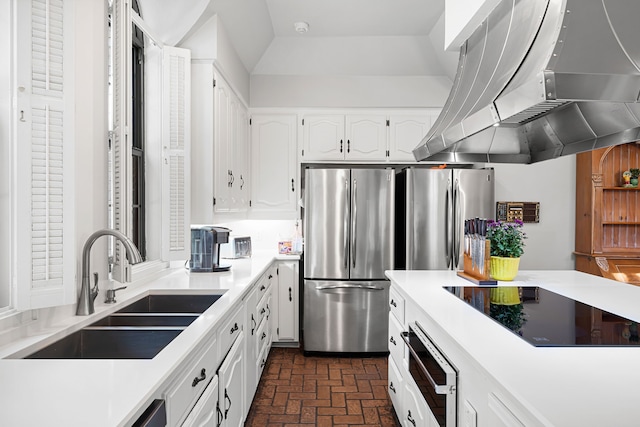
386 270 640 427
0 253 297 427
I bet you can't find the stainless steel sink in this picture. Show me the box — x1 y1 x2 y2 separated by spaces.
116 294 222 314
22 293 225 359
25 328 184 359
90 314 199 327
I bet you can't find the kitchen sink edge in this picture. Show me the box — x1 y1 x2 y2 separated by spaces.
5 289 228 360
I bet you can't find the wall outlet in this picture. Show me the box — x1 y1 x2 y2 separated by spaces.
463 400 477 427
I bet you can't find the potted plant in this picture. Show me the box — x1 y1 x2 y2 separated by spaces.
486 219 526 281
630 168 640 187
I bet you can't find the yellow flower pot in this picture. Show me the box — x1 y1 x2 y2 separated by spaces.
490 256 520 281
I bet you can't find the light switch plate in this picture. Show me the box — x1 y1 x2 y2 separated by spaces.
463 400 477 427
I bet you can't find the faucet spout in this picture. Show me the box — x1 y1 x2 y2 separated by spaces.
76 229 143 316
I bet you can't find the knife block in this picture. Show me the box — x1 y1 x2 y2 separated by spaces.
457 239 496 285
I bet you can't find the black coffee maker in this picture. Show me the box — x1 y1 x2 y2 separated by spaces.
189 226 231 272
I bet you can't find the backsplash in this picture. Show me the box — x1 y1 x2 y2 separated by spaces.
215 219 300 254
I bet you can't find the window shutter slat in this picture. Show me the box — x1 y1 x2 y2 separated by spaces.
162 46 190 261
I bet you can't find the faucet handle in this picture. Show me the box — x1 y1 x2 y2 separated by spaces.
90 272 100 301
105 286 127 304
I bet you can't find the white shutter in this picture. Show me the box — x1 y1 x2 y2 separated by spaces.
161 46 191 261
110 0 131 282
14 0 75 310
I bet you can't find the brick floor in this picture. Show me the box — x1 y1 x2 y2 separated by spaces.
245 347 400 427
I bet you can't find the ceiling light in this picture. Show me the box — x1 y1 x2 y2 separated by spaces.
294 21 309 34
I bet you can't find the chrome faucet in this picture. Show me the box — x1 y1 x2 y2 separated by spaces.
76 229 143 316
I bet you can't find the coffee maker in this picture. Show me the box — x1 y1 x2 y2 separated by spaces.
189 226 231 272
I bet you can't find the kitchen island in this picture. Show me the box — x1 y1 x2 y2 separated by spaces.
0 253 298 426
386 270 640 427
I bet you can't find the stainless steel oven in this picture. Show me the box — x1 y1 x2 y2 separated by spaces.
402 322 457 427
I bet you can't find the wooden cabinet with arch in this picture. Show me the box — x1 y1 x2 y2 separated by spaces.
575 143 640 283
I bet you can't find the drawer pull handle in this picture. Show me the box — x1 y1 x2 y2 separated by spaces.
289 287 292 302
224 389 232 419
390 336 396 346
389 382 396 393
251 315 257 335
230 323 239 334
216 402 223 427
261 332 266 341
266 304 271 319
407 410 416 427
260 285 266 291
260 358 267 368
390 299 397 308
260 308 266 315
268 274 273 280
191 368 206 387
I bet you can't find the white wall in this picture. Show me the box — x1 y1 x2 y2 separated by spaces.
180 15 250 104
491 155 576 270
0 0 11 307
74 0 110 288
444 0 501 50
250 75 452 108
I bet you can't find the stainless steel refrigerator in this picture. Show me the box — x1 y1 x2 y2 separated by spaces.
395 167 495 270
303 168 394 353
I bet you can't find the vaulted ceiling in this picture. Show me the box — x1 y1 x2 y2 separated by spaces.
138 0 457 79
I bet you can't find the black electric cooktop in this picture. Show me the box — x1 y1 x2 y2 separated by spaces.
446 286 640 347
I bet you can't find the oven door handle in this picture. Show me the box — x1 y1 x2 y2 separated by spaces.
401 332 454 395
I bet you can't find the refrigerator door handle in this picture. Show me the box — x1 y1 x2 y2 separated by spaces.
453 178 461 268
315 284 385 291
445 181 452 269
352 178 357 269
344 177 349 270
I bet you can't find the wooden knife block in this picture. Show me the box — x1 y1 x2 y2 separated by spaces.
457 239 496 285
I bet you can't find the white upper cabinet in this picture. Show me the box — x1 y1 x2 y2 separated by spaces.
250 114 298 216
302 114 387 161
191 66 249 221
14 0 76 310
214 72 250 214
301 114 345 161
388 114 432 161
345 115 388 160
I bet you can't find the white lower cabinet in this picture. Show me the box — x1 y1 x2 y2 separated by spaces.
218 332 245 427
165 335 218 426
181 375 220 427
272 261 299 343
403 377 429 427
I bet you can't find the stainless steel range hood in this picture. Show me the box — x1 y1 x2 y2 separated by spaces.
414 0 640 164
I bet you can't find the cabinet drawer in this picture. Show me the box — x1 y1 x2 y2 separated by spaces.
389 286 405 324
255 291 269 326
255 312 269 356
166 336 217 427
387 356 404 418
219 306 244 358
256 336 269 380
256 273 271 301
388 313 404 367
181 375 219 427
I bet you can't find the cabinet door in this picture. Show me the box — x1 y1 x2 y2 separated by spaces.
182 375 220 427
218 332 245 427
345 115 388 160
275 261 299 342
213 73 232 212
250 114 297 215
403 379 428 427
234 101 250 211
388 114 431 161
302 114 345 160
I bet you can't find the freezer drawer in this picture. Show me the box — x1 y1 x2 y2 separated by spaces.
303 280 390 353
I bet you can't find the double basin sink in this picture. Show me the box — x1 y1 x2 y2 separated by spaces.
24 294 224 360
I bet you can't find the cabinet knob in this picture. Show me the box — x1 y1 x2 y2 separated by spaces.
340 139 343 153
347 139 350 153
389 382 396 394
390 299 397 308
230 322 239 335
291 179 295 192
389 336 396 346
